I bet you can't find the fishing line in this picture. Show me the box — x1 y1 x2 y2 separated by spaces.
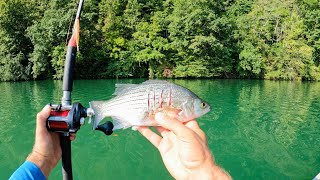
58 0 78 106
65 0 79 47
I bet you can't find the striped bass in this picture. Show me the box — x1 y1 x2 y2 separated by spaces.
89 80 210 130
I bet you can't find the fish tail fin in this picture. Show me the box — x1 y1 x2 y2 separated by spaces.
89 101 112 129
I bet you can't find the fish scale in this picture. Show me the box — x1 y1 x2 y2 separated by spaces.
89 80 211 130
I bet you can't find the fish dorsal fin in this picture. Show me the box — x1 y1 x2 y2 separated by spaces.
113 84 139 96
142 80 169 85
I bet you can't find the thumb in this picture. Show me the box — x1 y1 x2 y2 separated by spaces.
36 105 51 129
155 112 194 139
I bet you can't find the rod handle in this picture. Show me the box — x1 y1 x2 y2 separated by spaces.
61 135 73 180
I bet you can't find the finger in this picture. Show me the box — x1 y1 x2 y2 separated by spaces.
185 120 207 142
69 133 76 141
138 127 162 148
184 120 200 129
155 126 169 137
155 112 194 139
36 105 51 129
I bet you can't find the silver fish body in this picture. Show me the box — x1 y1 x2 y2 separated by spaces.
90 80 210 130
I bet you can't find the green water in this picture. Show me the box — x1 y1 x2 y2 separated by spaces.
0 79 319 179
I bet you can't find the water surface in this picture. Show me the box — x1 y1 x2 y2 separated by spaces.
0 79 319 179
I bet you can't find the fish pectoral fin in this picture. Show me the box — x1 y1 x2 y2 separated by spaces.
155 107 182 119
111 116 131 130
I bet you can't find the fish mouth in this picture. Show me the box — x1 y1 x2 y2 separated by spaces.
203 107 211 115
193 107 210 120
202 100 211 115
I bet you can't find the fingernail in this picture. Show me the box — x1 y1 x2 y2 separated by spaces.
43 104 51 110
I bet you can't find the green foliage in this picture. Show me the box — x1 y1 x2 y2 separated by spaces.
51 44 65 79
174 61 211 78
0 0 35 81
235 0 319 80
238 41 263 77
299 0 320 66
74 0 108 79
167 0 234 78
27 0 74 79
0 0 320 81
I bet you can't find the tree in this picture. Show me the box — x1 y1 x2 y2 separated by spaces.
98 0 136 78
0 0 36 81
236 0 320 80
167 0 234 78
299 0 320 66
0 0 320 81
27 0 74 79
74 0 108 79
132 11 172 78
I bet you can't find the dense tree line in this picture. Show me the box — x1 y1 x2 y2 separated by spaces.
0 0 319 81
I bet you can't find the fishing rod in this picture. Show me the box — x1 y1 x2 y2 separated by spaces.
46 0 113 179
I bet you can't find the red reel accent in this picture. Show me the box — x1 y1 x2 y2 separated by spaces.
48 121 69 131
50 111 69 117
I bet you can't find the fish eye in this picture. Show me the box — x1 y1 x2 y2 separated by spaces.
200 102 206 109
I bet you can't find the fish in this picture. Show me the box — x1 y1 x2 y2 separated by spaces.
89 80 210 130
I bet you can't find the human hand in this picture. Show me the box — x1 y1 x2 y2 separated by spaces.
26 105 76 178
138 113 231 180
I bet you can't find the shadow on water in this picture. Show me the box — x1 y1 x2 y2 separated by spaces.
0 79 319 179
